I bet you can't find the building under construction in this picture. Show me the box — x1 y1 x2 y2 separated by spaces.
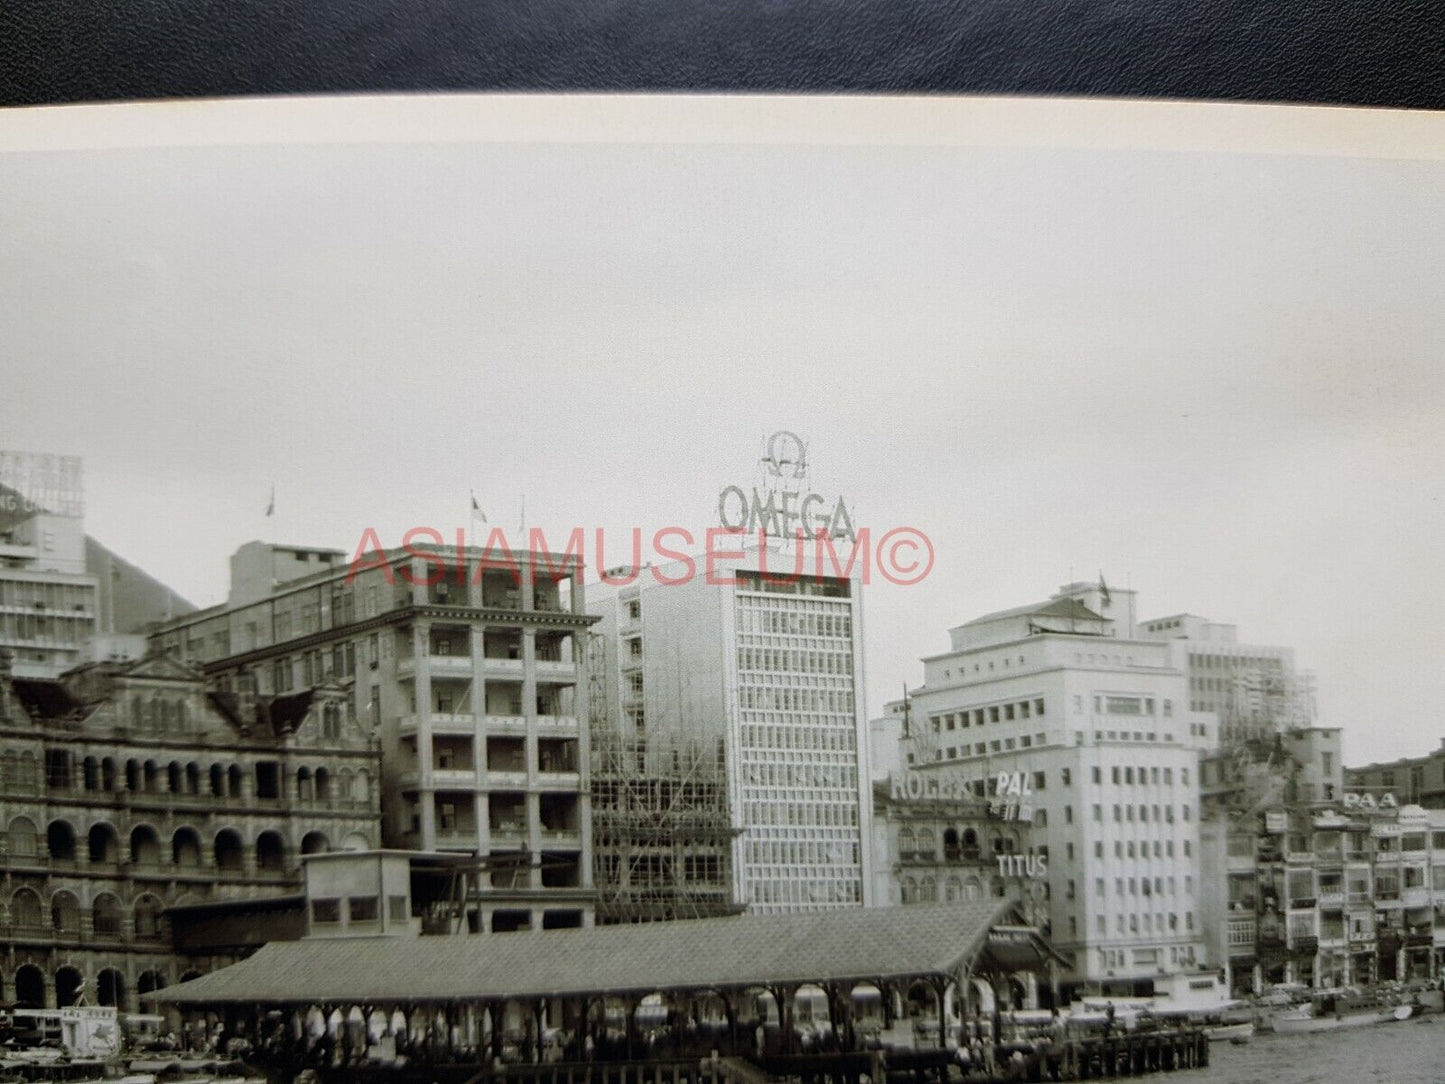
585 633 741 924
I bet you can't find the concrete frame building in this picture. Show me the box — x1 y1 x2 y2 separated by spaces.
1135 614 1307 747
0 491 99 680
588 544 872 914
899 581 1213 996
147 540 599 933
0 649 378 1010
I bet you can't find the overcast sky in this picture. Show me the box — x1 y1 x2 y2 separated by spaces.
2 105 1442 767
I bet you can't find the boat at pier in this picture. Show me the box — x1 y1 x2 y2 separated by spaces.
1270 991 1413 1034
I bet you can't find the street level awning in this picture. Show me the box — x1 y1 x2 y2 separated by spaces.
151 901 1050 1006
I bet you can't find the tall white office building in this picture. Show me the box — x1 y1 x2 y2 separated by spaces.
589 543 872 914
900 581 1213 997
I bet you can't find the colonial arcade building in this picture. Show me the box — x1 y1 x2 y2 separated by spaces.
0 648 379 1009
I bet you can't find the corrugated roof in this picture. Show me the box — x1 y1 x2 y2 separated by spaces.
152 901 1011 1005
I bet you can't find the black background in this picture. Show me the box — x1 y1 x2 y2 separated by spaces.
2 0 1443 110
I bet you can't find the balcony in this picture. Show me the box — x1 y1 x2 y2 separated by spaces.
1403 887 1431 909
429 712 477 733
485 714 527 731
1226 852 1255 874
536 714 579 732
399 713 477 736
1318 890 1344 909
434 829 480 851
535 660 578 681
483 657 525 677
428 655 474 677
1227 917 1257 949
432 768 477 787
488 821 528 847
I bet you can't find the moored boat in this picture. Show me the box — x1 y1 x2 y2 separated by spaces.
1271 993 1412 1035
1203 1020 1255 1042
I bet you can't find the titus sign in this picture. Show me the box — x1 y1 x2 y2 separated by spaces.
717 430 856 543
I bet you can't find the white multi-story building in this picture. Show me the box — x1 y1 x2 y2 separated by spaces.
1136 613 1306 746
0 456 98 679
899 581 1212 997
588 543 872 914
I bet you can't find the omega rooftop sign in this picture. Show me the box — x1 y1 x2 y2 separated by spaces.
717 430 856 543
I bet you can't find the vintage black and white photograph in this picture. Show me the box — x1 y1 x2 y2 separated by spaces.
0 92 1443 1084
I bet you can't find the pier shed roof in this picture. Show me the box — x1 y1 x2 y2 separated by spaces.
152 901 1054 1006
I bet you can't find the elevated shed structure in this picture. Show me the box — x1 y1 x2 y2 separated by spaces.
151 902 1066 1070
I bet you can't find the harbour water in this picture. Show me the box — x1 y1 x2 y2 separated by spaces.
1196 1014 1445 1083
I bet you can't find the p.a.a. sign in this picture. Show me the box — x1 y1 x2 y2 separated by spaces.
1342 791 1398 813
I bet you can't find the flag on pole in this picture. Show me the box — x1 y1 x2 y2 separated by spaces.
1098 572 1111 606
470 490 487 524
265 484 275 518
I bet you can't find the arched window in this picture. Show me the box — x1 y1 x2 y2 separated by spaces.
167 762 183 793
137 970 166 996
46 819 76 861
901 877 917 905
214 829 244 872
92 892 124 935
55 966 83 1007
920 877 938 903
897 826 916 858
916 826 937 859
11 887 43 927
134 895 165 940
256 831 286 872
962 828 980 861
51 890 81 934
14 965 45 1007
8 816 38 857
88 822 120 864
943 827 961 861
97 968 126 1009
172 827 202 868
130 824 161 867
301 831 330 855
